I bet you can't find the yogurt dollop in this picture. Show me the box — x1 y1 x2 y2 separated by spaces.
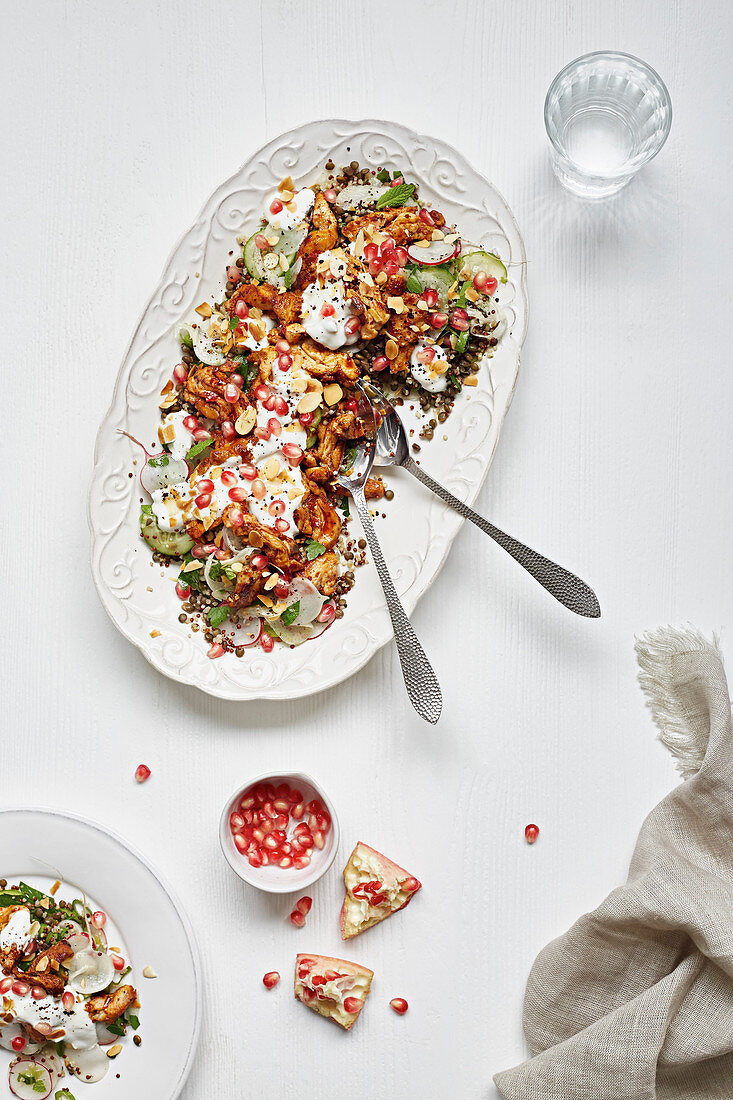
267 188 315 233
410 342 449 393
301 252 361 351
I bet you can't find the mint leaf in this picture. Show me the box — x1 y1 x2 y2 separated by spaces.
185 438 213 466
141 504 153 516
454 329 470 355
305 539 327 561
405 268 422 294
376 168 391 184
147 454 169 468
281 600 300 626
229 316 239 331
207 606 229 629
339 495 350 517
126 1013 140 1030
375 183 415 210
106 1019 126 1036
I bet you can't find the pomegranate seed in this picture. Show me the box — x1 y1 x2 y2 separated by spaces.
472 270 488 290
430 311 448 328
92 911 107 929
214 548 230 560
220 469 237 486
372 355 389 372
207 643 225 659
422 288 439 309
302 986 316 1003
254 384 271 401
363 242 379 262
419 207 435 226
254 233 269 249
293 854 311 869
383 260 399 277
135 764 151 784
320 302 336 318
224 383 240 403
262 971 280 989
241 794 256 809
343 997 361 1014
228 487 247 503
239 463 257 480
291 801 305 819
281 841 292 855
62 990 75 1012
268 499 286 517
450 308 470 331
299 411 314 426
182 415 198 431
525 823 540 844
192 428 212 442
275 338 291 353
395 247 409 266
0 978 12 994
251 479 267 499
221 420 237 441
274 518 290 533
317 602 336 623
323 187 337 202
227 507 244 526
344 316 361 336
227 265 241 284
195 492 212 508
261 633 275 653
173 363 188 385
390 997 409 1015
267 417 283 437
196 477 215 493
289 910 306 928
380 237 396 256
416 347 436 364
279 856 292 868
273 798 289 812
296 896 313 916
111 954 126 971
12 981 29 996
369 258 384 277
484 275 499 294
251 552 268 569
282 442 304 466
254 426 271 442
230 812 245 831
272 582 290 600
234 300 249 319
277 353 293 371
192 543 217 558
306 800 322 813
252 827 265 842
263 392 277 411
175 581 190 600
248 849 263 868
31 985 46 1000
263 835 279 850
402 876 420 893
270 199 283 215
392 175 404 185
10 1036 25 1052
312 830 325 850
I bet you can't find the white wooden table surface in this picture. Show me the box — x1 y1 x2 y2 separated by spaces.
2 1 731 1097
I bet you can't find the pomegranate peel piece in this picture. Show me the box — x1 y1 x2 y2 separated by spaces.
294 952 373 1030
340 841 422 940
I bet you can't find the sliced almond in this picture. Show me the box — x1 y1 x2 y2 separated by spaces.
416 299 428 311
386 296 405 314
432 359 449 375
265 234 280 247
297 391 322 415
158 395 177 410
305 376 323 394
287 485 302 500
264 573 280 591
463 374 479 387
229 561 244 573
431 228 445 241
249 307 263 319
278 253 289 272
444 233 459 244
248 320 266 341
160 379 174 395
289 376 308 393
385 338 399 361
279 188 295 202
195 302 212 318
278 175 295 193
362 271 375 288
361 323 377 340
465 286 479 302
142 966 157 979
149 630 161 639
262 456 281 480
258 594 273 608
323 382 343 406
263 253 280 271
107 1044 123 1059
375 271 388 285
235 407 256 436
182 561 203 573
414 239 430 249
158 423 176 445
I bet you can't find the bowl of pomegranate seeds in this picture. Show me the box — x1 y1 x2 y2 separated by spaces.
219 771 340 892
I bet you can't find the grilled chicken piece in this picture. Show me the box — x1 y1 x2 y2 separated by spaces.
19 941 72 995
295 481 342 549
365 477 385 500
294 193 338 290
343 207 446 245
251 341 359 387
222 508 299 573
385 290 428 372
229 282 303 328
303 551 339 596
184 362 252 424
85 983 137 1024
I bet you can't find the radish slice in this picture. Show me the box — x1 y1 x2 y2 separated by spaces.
181 321 226 366
0 1026 41 1056
56 920 84 941
140 455 189 494
287 577 326 626
8 1059 52 1100
95 1021 121 1046
406 239 460 266
90 924 108 952
336 183 389 210
65 932 91 954
66 948 115 995
266 620 314 647
65 1043 110 1084
35 1051 64 1084
230 614 263 646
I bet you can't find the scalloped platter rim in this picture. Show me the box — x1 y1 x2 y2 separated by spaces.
88 119 528 701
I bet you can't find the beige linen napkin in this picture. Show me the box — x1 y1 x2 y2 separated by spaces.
494 626 733 1100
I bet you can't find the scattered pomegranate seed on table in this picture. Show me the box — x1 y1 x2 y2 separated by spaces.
295 896 313 916
390 998 409 1015
262 971 280 989
525 823 540 844
135 764 151 784
289 910 306 928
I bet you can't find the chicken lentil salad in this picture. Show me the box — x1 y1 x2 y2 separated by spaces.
134 159 508 658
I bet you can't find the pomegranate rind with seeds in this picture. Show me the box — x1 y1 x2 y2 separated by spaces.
339 842 422 940
294 952 373 1031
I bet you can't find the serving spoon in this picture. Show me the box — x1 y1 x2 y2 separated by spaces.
335 399 443 724
357 378 601 619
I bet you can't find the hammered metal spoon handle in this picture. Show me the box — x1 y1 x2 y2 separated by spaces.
401 456 600 618
352 487 442 722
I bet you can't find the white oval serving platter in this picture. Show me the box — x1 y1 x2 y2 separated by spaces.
88 118 528 701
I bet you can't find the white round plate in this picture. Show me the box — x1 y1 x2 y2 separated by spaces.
89 118 528 700
0 808 201 1098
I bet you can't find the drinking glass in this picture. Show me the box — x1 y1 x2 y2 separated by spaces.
544 51 672 199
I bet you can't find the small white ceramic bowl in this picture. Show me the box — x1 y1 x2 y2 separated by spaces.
219 771 340 894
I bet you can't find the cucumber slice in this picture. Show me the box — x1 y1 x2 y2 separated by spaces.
454 250 507 284
140 509 193 557
243 225 307 287
405 264 455 303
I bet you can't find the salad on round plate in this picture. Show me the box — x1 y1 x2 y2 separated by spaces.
131 159 509 660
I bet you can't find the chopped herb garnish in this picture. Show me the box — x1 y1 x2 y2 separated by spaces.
454 329 470 355
223 567 237 582
147 455 169 468
140 504 153 517
185 438 214 466
207 606 229 629
106 1019 126 1037
56 1091 76 1100
281 600 301 627
375 183 415 210
126 1013 140 1030
179 553 205 591
305 539 327 561
376 168 391 184
19 881 45 903
228 316 240 331
339 496 350 517
179 328 193 348
405 268 422 294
